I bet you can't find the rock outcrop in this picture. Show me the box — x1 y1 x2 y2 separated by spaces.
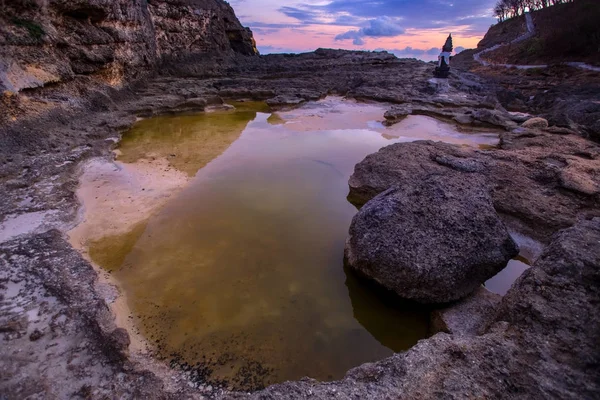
344 175 519 303
348 135 600 242
0 230 170 398
522 117 549 129
383 102 519 130
0 0 257 93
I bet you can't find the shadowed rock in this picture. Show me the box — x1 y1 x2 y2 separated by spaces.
344 174 519 303
431 286 502 335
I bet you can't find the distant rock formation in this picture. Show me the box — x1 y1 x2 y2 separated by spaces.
434 34 453 78
0 0 258 93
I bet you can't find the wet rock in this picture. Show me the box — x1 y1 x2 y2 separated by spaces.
344 174 519 303
351 86 406 103
105 327 131 362
0 231 177 398
177 97 208 112
551 100 600 143
453 114 474 125
266 95 306 109
472 108 516 129
431 287 502 335
0 7 599 396
522 117 549 129
0 317 28 338
383 104 412 124
348 141 481 207
29 328 44 341
384 104 517 130
433 153 487 173
546 126 577 135
559 161 600 195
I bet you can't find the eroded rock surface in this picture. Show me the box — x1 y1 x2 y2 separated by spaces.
0 231 189 398
0 0 257 126
345 175 518 303
522 117 549 129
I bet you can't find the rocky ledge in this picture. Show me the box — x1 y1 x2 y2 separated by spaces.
348 133 600 242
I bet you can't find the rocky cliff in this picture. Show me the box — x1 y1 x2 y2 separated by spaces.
0 0 257 94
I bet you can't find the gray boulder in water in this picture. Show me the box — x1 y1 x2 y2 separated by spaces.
344 174 519 303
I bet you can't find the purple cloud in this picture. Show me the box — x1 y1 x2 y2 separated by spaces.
335 17 405 45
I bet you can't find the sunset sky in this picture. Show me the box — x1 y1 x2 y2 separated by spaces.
229 0 498 60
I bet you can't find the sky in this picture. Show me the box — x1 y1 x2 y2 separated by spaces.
229 0 498 61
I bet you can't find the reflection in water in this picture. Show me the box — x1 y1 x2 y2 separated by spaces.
485 232 544 295
91 97 502 391
343 266 431 352
89 221 148 273
117 102 268 176
485 259 530 295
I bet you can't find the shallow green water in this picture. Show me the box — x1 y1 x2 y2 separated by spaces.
96 98 502 391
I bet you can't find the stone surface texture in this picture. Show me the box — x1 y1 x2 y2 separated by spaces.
345 175 519 303
431 286 503 335
348 137 600 242
0 0 257 93
522 117 549 129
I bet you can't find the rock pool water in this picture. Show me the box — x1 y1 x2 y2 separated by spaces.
485 231 543 296
89 98 502 391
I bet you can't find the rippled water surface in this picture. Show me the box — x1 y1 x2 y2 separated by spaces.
92 98 502 390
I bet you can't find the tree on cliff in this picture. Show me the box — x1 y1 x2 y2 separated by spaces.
494 0 575 22
488 0 599 64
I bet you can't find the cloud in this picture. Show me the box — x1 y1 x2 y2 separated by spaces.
246 21 298 29
392 46 439 57
232 0 497 61
279 6 320 24
279 0 496 34
361 16 405 37
335 17 405 45
258 45 305 54
334 30 365 45
455 46 465 53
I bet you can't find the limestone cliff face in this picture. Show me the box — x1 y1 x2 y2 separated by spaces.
149 0 257 60
0 0 257 93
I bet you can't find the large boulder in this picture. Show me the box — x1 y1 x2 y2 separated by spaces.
344 174 519 303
